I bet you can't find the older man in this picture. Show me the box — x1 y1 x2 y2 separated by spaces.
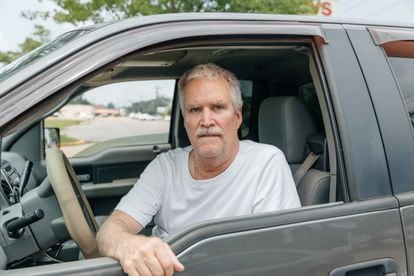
97 63 300 275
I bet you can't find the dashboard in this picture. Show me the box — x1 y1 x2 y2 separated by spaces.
0 152 40 206
0 152 66 268
1 159 29 205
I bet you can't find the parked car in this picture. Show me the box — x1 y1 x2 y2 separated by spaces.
1 12 414 275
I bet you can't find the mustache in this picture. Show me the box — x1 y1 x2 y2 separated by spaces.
195 127 224 137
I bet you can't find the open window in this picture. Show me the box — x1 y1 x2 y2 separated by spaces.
43 80 175 158
56 38 337 207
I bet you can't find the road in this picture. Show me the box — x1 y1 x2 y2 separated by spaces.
63 117 170 142
62 117 170 157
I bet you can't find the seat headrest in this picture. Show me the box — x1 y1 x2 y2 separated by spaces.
259 96 317 163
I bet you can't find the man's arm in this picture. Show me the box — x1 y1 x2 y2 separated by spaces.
97 210 184 276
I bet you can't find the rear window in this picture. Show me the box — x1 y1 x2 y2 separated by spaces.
240 80 253 138
384 41 414 130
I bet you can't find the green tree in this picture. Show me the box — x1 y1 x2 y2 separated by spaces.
0 25 50 65
1 0 318 64
69 95 92 105
226 0 318 14
25 0 317 25
127 95 171 115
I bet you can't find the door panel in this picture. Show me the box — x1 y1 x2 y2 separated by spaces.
397 193 414 275
5 199 406 275
71 144 170 215
347 26 414 275
168 199 406 275
70 143 170 183
82 180 135 216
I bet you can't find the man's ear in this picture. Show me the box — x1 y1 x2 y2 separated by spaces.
235 108 243 128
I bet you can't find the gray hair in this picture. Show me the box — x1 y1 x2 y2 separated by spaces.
178 63 243 115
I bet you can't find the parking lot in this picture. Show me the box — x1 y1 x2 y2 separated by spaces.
63 117 170 142
61 117 170 156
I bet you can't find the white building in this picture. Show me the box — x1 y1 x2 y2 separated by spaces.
59 105 95 119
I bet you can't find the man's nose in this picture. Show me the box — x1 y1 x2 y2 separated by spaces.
200 108 215 127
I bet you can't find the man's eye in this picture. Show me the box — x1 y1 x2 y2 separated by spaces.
189 107 200 113
214 105 225 111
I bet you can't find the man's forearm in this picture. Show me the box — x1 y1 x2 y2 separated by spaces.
97 211 184 275
97 216 136 258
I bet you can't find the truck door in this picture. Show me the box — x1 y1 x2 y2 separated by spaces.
349 25 414 275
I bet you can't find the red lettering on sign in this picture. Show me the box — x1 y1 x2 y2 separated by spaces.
321 2 332 16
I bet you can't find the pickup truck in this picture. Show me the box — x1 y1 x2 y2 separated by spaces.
0 13 413 275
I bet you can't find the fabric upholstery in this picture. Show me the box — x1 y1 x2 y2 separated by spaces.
297 169 330 206
258 96 330 206
258 97 317 164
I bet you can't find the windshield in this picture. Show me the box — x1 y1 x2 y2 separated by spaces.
0 29 92 83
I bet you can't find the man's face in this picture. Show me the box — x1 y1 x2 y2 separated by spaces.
183 77 242 159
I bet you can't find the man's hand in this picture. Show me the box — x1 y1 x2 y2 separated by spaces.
97 210 184 276
117 235 184 276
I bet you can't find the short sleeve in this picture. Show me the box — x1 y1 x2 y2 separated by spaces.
253 151 301 213
115 156 165 228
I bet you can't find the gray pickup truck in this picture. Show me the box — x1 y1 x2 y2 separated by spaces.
0 13 414 275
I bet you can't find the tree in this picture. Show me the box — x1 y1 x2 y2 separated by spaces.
127 95 171 115
1 0 318 64
69 95 92 105
24 0 317 25
0 25 50 65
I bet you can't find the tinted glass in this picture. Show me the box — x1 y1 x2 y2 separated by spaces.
0 29 92 84
240 80 253 138
388 57 414 129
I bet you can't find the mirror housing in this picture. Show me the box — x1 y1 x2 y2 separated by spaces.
44 127 61 148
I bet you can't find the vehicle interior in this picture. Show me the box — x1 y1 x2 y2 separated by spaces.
0 36 338 269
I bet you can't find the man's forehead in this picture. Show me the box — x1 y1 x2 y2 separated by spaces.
182 76 233 107
186 98 227 106
184 77 230 92
186 75 229 85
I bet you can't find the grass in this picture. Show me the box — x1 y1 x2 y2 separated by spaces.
61 135 81 145
44 118 81 129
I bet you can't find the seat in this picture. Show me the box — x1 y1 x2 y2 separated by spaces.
258 96 330 206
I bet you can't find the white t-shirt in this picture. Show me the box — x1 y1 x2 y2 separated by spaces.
116 140 300 238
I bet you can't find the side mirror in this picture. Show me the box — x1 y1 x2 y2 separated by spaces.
44 127 61 148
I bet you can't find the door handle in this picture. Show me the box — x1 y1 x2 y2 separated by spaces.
77 174 91 182
329 258 397 276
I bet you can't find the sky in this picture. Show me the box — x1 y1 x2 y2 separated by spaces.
2 0 414 52
83 80 176 108
0 0 89 52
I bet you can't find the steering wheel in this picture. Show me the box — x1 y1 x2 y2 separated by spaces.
45 146 100 259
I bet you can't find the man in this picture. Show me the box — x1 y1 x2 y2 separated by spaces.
97 63 300 275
